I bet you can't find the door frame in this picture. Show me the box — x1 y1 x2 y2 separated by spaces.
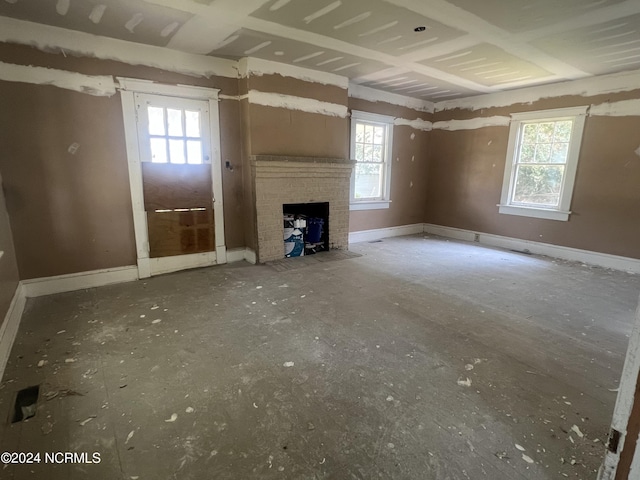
117 77 226 278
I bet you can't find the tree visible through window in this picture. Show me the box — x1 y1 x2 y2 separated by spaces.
354 122 386 199
512 120 573 207
499 106 587 222
350 110 393 208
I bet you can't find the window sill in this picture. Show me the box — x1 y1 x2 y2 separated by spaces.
498 204 570 221
350 200 391 211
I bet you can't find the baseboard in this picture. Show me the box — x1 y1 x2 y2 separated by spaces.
149 252 217 277
21 265 139 298
424 223 640 274
0 283 26 381
227 248 246 263
244 248 257 265
349 223 424 244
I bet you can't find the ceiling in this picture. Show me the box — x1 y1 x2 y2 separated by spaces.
2 0 640 101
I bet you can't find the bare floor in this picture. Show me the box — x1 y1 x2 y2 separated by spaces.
1 235 639 479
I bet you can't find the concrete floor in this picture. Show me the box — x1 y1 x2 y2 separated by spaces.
1 234 639 480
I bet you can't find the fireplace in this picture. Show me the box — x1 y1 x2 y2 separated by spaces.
283 202 329 257
250 155 355 263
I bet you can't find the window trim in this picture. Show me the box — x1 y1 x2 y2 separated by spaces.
498 106 588 222
349 110 394 210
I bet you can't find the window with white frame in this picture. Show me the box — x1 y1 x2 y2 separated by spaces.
350 110 393 210
499 106 587 221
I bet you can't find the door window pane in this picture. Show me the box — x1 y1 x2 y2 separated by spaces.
150 138 167 163
169 139 186 164
148 107 165 135
187 140 203 164
185 110 201 137
167 109 183 136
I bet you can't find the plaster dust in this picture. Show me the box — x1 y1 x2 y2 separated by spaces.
1 235 638 479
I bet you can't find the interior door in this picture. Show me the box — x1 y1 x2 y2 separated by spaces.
134 93 217 264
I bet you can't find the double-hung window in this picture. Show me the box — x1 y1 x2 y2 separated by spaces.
499 106 587 221
350 110 393 210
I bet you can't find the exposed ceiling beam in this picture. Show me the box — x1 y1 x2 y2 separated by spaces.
143 0 494 93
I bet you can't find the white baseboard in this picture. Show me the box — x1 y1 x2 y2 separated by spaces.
226 248 246 263
21 266 139 298
149 252 217 277
349 222 640 273
227 247 257 265
0 283 26 381
424 223 640 274
244 248 257 265
349 223 424 244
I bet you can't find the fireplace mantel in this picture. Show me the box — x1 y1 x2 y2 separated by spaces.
250 155 355 166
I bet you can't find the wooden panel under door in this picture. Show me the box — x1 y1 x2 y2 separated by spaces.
141 163 214 257
147 208 214 258
142 163 212 211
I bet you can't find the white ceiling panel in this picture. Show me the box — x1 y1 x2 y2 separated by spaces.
445 0 626 34
422 43 554 87
210 28 392 79
249 0 467 55
0 0 192 47
531 14 640 75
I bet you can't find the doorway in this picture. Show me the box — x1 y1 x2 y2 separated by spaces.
118 78 226 278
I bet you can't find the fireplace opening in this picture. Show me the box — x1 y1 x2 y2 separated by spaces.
283 202 329 258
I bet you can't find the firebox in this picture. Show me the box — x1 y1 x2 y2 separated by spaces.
283 202 330 257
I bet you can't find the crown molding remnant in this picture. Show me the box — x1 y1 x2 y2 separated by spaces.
349 83 434 113
0 60 116 96
247 89 348 117
590 98 640 117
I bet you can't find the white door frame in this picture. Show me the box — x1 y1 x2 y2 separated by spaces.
117 77 226 278
599 295 640 479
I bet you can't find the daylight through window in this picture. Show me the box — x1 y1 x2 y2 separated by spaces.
350 111 394 210
499 106 587 221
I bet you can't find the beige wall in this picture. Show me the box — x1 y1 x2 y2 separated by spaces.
245 75 349 159
0 172 19 323
425 90 640 259
0 43 244 279
239 74 349 257
2 40 639 281
348 98 430 232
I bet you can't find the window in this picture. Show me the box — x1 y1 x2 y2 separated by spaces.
135 93 211 165
499 106 587 221
350 110 393 210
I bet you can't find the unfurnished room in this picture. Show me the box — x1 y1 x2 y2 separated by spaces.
0 1 640 479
